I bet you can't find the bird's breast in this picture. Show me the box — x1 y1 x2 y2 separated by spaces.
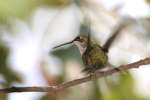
82 45 108 66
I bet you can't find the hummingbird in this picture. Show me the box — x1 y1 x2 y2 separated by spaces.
53 22 126 74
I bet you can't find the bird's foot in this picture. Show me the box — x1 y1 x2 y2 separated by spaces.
89 72 97 80
89 69 106 80
114 67 121 71
114 67 127 75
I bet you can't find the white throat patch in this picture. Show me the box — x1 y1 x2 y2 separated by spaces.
74 41 87 55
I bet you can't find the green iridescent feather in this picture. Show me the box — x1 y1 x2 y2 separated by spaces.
82 43 108 73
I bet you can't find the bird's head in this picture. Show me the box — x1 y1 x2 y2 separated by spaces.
53 36 88 55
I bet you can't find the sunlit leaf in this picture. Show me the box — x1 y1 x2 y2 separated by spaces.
0 0 69 23
103 72 145 100
0 93 7 100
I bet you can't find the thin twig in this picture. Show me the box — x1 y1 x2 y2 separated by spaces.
0 57 150 93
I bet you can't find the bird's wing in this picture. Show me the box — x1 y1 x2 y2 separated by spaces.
102 22 126 53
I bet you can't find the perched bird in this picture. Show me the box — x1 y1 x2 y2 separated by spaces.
53 22 126 74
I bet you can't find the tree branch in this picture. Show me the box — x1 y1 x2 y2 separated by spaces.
0 57 150 93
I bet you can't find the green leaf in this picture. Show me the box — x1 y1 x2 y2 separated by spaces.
0 0 69 23
0 43 22 87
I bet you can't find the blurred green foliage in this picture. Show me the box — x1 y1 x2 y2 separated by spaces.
40 0 69 6
40 94 55 100
0 43 21 87
0 93 7 100
0 43 22 100
102 73 145 100
0 0 35 21
0 0 69 23
141 18 150 35
146 0 150 4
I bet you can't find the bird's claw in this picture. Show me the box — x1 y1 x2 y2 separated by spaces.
90 73 97 80
114 67 127 75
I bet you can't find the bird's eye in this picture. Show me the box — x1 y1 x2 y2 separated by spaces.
78 37 81 40
74 36 84 43
80 39 84 42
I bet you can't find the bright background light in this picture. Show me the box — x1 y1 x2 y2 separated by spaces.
2 0 150 100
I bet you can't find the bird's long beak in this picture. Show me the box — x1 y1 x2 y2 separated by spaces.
53 41 74 49
53 37 79 49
